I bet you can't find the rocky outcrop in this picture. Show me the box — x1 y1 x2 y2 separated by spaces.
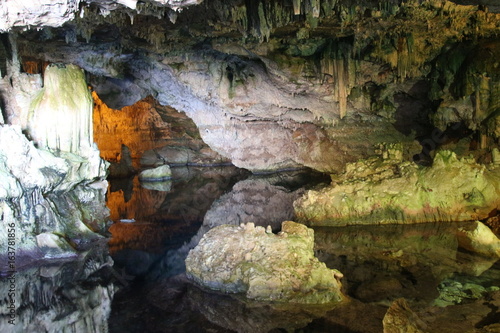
383 298 427 333
0 243 114 333
185 221 345 304
0 1 499 174
295 149 500 226
0 60 109 268
0 0 201 32
139 164 172 181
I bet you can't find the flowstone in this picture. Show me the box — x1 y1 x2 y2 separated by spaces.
185 221 345 304
295 149 500 226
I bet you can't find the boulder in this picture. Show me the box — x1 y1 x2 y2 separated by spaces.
138 164 172 181
185 221 345 304
456 221 500 258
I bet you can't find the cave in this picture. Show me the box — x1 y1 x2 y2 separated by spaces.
1 0 500 332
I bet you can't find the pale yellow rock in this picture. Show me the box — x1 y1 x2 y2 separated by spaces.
456 221 500 258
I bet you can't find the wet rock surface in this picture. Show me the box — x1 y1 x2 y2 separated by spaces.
0 62 109 267
295 149 500 226
0 242 114 333
185 221 345 304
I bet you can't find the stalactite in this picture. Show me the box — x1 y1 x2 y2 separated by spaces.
320 40 357 119
311 0 320 18
293 0 302 15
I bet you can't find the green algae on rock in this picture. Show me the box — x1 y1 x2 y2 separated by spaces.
185 221 345 304
294 149 500 226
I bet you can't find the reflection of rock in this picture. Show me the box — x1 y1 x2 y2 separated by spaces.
149 171 328 280
314 222 500 305
383 298 426 333
203 177 304 231
139 180 172 192
186 221 345 304
0 243 114 333
107 167 249 278
141 145 230 167
456 221 500 258
296 150 500 226
139 164 172 181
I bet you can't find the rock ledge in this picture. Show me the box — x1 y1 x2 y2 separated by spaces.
185 221 345 304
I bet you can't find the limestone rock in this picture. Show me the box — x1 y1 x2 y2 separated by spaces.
295 150 500 226
203 177 303 231
185 221 345 304
36 232 77 259
0 125 67 193
28 63 94 155
139 164 172 181
383 298 427 333
0 0 201 32
456 221 500 258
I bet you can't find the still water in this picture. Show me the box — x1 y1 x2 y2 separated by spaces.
2 166 499 332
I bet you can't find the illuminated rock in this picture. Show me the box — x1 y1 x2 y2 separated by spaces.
295 149 500 225
185 221 345 304
139 164 172 181
383 298 427 333
456 221 500 258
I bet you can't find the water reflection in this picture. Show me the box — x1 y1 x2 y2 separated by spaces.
0 241 114 333
106 168 500 332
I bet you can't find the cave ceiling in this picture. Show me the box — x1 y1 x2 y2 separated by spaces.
1 0 499 172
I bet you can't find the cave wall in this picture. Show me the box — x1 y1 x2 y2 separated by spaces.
8 0 499 173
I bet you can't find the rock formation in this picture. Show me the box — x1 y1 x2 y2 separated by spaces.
185 221 345 304
0 52 108 267
3 0 497 173
139 164 172 181
295 148 500 226
383 298 427 333
0 243 114 332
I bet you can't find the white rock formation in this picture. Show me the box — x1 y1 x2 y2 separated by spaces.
0 0 203 32
29 63 94 154
0 60 108 266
